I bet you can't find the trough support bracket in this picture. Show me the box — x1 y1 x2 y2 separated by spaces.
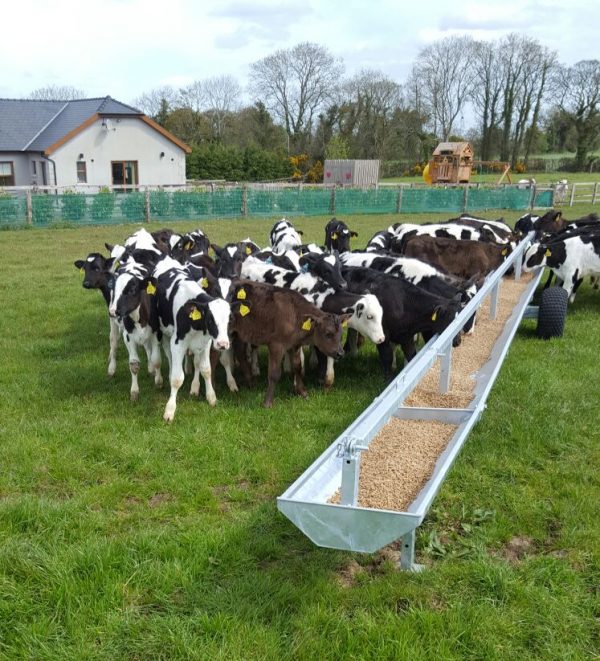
400 528 425 572
490 281 501 320
337 437 366 506
438 345 453 394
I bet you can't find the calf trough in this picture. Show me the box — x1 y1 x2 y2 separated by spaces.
278 235 555 570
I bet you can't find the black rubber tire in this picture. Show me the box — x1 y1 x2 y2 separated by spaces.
536 286 568 339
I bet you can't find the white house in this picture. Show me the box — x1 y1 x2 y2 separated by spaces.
0 96 191 188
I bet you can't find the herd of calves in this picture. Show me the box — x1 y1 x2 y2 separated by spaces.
74 209 599 420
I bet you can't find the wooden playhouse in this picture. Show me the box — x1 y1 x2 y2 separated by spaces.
428 142 474 184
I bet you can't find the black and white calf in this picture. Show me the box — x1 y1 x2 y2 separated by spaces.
152 257 233 421
324 218 358 253
108 258 163 401
269 219 303 254
365 230 395 252
106 227 165 268
388 221 510 250
171 229 211 264
523 232 600 303
74 252 120 376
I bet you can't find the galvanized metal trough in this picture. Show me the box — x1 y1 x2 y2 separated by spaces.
277 236 544 570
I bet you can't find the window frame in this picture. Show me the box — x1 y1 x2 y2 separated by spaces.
0 161 15 186
76 160 87 184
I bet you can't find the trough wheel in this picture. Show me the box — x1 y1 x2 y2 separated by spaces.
536 286 568 340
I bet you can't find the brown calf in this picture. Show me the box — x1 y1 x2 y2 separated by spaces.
402 235 511 278
228 280 348 407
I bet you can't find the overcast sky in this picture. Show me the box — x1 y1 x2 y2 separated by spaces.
2 0 598 108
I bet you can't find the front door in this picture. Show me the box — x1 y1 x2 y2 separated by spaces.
111 161 138 190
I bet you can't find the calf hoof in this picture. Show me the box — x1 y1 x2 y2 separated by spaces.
294 387 308 399
190 384 200 397
155 377 163 389
227 379 239 393
206 396 217 407
130 391 139 402
107 364 116 377
263 399 273 409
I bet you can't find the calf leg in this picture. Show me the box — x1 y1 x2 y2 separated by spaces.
376 341 395 381
147 337 163 388
199 344 217 406
264 344 285 408
107 317 120 376
233 336 253 386
122 333 142 401
220 348 239 392
324 356 335 389
290 348 308 398
543 270 555 289
164 343 186 422
190 352 202 397
344 328 358 355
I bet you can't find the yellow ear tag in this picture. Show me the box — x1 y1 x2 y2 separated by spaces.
431 311 438 321
200 277 208 288
185 242 193 250
302 318 312 331
146 282 156 295
501 248 508 256
342 319 348 328
189 308 202 320
239 304 250 317
237 288 247 300
245 246 252 255
545 249 552 257
113 260 120 270
331 232 338 240
79 267 84 273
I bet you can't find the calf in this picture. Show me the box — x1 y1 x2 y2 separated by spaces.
108 258 163 401
523 232 600 303
389 221 509 249
153 257 232 421
240 256 385 386
74 252 120 376
105 227 165 269
401 235 511 279
324 217 358 253
171 229 211 263
445 214 513 243
342 267 462 379
270 219 303 254
366 230 395 252
228 280 347 407
211 239 261 278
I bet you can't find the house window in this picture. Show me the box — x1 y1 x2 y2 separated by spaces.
32 161 37 176
0 162 15 186
111 161 138 190
77 161 87 183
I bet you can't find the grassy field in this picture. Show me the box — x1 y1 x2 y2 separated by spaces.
1 207 599 659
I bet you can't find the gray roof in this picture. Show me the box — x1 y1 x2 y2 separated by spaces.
0 96 141 152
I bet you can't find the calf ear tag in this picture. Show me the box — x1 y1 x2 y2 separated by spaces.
239 304 250 317
185 241 193 250
342 319 348 328
79 267 84 273
331 232 338 240
545 249 552 257
189 308 202 320
200 277 209 288
501 248 508 256
146 282 156 295
431 310 438 321
302 318 312 331
237 288 247 300
245 246 252 255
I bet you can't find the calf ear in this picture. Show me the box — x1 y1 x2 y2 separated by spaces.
105 242 114 252
210 243 223 257
350 231 359 237
339 313 353 327
143 276 158 295
74 260 85 270
297 230 304 236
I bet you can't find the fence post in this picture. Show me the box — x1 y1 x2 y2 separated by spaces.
26 189 33 225
529 184 537 210
242 185 248 217
396 186 403 213
593 182 599 205
144 188 150 222
569 183 576 207
329 187 336 215
462 185 469 212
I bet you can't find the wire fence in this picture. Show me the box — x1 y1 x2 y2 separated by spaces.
0 185 554 229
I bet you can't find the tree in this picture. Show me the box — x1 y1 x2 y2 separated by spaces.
411 36 476 140
131 86 179 119
556 60 600 170
202 75 242 141
249 42 344 153
28 85 86 100
471 41 504 161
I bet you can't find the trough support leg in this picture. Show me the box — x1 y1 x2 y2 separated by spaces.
340 453 361 506
439 344 452 394
400 528 424 572
514 255 522 281
490 281 501 320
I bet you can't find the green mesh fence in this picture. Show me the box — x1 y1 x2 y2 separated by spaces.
0 186 555 229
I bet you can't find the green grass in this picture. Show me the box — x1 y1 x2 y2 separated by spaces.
1 207 599 659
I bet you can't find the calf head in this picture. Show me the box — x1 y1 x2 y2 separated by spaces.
346 295 385 344
211 243 245 278
523 243 548 271
310 313 349 359
299 252 347 291
182 297 231 350
74 253 114 290
108 262 154 319
431 297 463 345
151 228 176 255
324 218 358 253
514 213 537 238
171 230 211 263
